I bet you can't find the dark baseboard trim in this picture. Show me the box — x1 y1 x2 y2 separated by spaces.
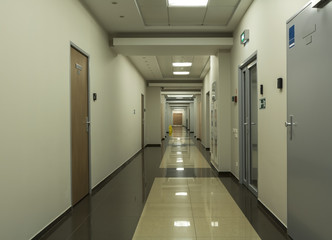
257 200 287 233
218 171 234 177
32 208 71 240
206 147 210 151
145 144 161 147
92 149 142 195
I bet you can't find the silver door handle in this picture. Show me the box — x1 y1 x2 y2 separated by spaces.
285 116 294 140
244 122 248 126
251 122 256 126
86 117 90 132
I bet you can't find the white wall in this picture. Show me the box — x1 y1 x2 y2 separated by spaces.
230 0 309 226
194 95 202 139
146 87 161 144
201 72 211 148
0 0 146 239
190 103 195 132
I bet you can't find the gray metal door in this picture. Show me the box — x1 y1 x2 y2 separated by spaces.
240 59 258 196
287 2 332 239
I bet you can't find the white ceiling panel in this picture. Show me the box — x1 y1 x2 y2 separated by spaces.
204 7 235 26
169 8 206 26
208 0 240 7
140 6 168 26
137 0 167 7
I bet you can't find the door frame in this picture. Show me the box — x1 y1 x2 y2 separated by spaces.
238 52 258 196
141 94 145 149
70 42 91 204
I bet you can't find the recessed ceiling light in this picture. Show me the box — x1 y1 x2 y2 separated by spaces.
167 95 193 98
112 2 118 4
172 62 192 67
120 15 125 18
173 71 190 75
168 0 208 7
174 221 191 227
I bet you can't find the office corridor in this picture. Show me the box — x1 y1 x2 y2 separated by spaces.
40 127 287 240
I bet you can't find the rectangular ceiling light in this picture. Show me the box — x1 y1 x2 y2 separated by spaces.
168 0 208 7
167 95 193 98
173 71 190 75
172 62 192 67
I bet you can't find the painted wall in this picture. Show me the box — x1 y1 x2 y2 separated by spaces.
146 87 161 144
201 72 211 148
0 0 146 239
203 54 231 171
190 103 195 132
230 0 309 226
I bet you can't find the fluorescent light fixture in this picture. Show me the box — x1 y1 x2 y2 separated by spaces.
177 152 182 154
176 168 184 171
177 159 183 163
174 221 191 227
211 221 219 227
167 95 194 98
172 62 192 67
175 192 188 196
168 0 208 7
173 71 190 75
177 138 181 140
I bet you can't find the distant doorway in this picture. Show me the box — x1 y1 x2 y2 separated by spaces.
173 113 183 125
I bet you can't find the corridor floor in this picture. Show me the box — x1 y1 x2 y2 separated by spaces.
40 127 289 240
133 127 260 239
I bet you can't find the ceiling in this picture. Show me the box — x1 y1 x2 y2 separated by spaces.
81 0 253 100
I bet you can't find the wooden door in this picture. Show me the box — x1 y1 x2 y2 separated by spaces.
70 47 89 206
173 113 182 125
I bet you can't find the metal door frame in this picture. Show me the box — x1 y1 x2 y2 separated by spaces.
239 52 258 197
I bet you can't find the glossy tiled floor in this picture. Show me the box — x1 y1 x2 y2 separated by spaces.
133 127 260 239
39 127 288 240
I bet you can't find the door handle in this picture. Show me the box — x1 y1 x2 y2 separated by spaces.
285 115 295 140
86 117 90 132
251 122 256 126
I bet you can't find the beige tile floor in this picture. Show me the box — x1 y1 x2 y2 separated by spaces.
133 129 260 239
160 138 210 169
133 177 261 239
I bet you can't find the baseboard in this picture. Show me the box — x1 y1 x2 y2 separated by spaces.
31 208 71 240
145 144 161 147
257 200 287 233
218 171 235 177
92 149 142 195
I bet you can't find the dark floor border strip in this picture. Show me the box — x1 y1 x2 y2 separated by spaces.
92 148 143 195
257 199 288 233
32 208 71 240
145 144 161 147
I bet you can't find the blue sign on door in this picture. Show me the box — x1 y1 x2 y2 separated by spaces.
289 25 295 48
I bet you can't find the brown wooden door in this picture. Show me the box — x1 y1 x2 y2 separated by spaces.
173 113 183 125
141 94 144 149
70 47 89 206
